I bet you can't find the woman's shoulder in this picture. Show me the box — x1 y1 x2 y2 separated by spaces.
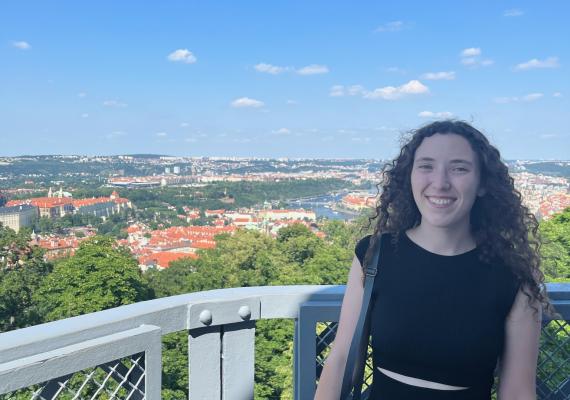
354 232 394 265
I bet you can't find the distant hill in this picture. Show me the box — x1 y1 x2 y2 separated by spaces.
121 154 169 159
517 162 570 178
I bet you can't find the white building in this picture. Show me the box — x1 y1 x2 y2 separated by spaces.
0 205 38 232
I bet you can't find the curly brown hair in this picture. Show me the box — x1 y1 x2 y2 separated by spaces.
362 120 556 317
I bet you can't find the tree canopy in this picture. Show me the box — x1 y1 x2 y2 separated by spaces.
35 236 150 321
540 207 570 282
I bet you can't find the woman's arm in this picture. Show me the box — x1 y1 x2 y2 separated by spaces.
497 287 542 400
314 255 364 400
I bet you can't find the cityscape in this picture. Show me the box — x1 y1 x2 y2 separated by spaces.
0 154 568 270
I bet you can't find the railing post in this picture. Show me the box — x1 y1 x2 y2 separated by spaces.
146 328 163 400
188 326 222 400
295 300 341 400
221 321 256 399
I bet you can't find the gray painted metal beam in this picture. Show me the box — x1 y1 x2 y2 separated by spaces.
0 285 345 364
189 326 222 400
295 300 342 400
0 324 161 395
222 321 256 400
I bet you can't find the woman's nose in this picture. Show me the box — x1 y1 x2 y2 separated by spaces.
432 168 451 190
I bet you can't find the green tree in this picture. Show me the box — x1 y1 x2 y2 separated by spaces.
305 244 353 285
35 236 151 321
540 207 570 282
144 261 195 298
161 331 188 400
0 226 52 332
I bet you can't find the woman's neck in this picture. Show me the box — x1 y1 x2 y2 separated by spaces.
406 224 476 256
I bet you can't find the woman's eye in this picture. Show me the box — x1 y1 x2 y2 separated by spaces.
418 165 432 169
453 167 469 172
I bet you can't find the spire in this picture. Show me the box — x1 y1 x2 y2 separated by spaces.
48 187 53 197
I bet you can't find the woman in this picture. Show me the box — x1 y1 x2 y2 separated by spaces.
315 120 553 399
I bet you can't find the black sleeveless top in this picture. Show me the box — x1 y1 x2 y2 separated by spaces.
355 232 520 390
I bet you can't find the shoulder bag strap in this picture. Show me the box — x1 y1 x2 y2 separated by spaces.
339 233 382 399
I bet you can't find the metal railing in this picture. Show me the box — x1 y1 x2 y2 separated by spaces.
0 283 568 399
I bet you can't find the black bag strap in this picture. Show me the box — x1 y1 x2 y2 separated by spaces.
340 234 383 399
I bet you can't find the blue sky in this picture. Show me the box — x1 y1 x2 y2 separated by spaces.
1 1 568 159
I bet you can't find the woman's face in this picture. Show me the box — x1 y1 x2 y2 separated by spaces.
410 133 485 232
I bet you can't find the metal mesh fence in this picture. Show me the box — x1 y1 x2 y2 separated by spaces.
537 319 570 399
315 319 570 399
0 352 146 400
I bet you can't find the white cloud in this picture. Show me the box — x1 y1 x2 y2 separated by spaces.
332 81 428 100
273 128 291 135
329 85 345 97
418 111 453 118
185 137 198 143
329 85 365 97
156 132 168 137
103 100 128 108
461 48 481 57
347 85 365 96
81 113 89 118
460 48 493 68
296 64 329 75
461 57 477 66
254 63 289 74
180 122 190 127
375 21 404 32
77 92 87 98
514 57 560 71
286 99 297 105
504 9 524 17
522 93 543 102
230 97 264 108
494 93 544 103
553 92 563 97
12 41 31 50
421 71 456 80
364 80 429 100
167 49 197 64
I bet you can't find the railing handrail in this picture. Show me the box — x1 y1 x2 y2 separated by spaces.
0 284 344 363
1 283 568 364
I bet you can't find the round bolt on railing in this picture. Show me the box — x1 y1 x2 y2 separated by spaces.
199 309 213 325
238 305 252 320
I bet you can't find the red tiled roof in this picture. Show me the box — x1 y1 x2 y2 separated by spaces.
139 251 198 268
30 197 73 208
191 241 216 249
72 198 114 207
205 209 225 214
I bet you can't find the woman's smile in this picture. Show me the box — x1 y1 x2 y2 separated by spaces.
426 196 456 208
